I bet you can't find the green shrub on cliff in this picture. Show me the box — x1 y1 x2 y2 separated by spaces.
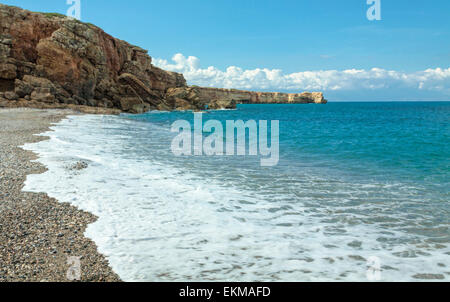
41 12 97 28
42 12 66 19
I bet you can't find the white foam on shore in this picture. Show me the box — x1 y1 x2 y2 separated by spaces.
22 114 449 281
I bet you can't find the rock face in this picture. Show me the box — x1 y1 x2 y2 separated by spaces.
191 87 327 105
0 4 326 113
166 87 326 111
0 4 185 113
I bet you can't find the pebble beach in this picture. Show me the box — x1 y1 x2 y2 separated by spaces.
0 108 120 282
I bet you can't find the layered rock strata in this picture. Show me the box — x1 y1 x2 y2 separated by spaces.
166 87 326 110
0 4 326 113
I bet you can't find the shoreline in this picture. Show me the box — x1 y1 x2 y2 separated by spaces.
0 108 120 282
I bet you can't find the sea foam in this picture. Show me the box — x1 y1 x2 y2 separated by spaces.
22 112 449 281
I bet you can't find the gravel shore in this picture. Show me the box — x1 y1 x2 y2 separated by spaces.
0 108 120 282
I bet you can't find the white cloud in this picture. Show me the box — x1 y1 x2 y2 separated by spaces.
154 53 450 95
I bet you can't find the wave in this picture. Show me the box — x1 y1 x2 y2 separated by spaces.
22 114 449 281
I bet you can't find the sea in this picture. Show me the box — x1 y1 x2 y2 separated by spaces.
23 102 450 281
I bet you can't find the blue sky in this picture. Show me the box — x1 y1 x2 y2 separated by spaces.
3 0 450 100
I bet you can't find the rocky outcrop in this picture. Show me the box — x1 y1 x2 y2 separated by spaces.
191 87 327 105
208 99 237 110
0 4 185 113
0 4 326 114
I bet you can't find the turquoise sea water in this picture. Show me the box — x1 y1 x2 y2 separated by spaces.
24 102 449 281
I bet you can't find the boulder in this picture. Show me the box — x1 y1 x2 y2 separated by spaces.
0 63 16 79
14 79 33 97
208 99 237 110
118 73 161 106
4 91 18 100
72 95 87 105
166 87 206 110
119 96 147 113
174 98 196 111
30 88 55 103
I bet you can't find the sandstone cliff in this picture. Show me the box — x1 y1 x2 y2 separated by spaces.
165 87 326 111
0 4 326 113
0 4 185 113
